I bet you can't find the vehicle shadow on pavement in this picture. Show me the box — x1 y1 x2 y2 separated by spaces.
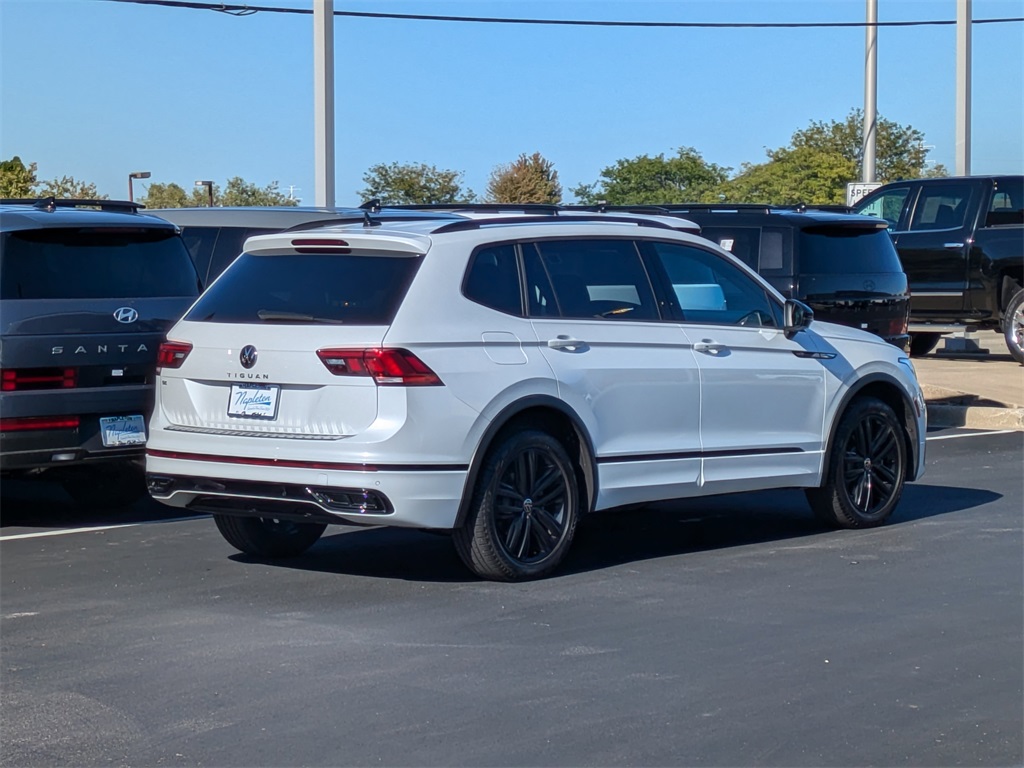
231 482 1000 583
0 477 202 529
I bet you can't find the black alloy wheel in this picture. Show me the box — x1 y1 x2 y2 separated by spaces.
807 397 907 528
454 430 579 581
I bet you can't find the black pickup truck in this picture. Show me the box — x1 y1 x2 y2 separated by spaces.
854 175 1023 362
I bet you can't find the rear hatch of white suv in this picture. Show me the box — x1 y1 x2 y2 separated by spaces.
149 232 435 448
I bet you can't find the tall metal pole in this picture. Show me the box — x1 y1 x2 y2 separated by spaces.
862 0 878 183
955 0 972 176
314 0 336 207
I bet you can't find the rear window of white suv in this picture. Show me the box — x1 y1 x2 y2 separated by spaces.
184 252 422 325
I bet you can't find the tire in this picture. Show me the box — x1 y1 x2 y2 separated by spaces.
213 514 326 558
806 397 907 529
453 430 579 581
1004 289 1024 365
908 332 942 357
61 464 147 509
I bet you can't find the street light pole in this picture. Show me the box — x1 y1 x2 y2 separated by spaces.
195 180 214 207
862 0 878 183
128 171 151 202
956 0 972 175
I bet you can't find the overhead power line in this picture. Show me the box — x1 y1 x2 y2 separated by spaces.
100 0 1024 28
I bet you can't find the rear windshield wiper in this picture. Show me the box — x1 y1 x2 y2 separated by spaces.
256 310 345 324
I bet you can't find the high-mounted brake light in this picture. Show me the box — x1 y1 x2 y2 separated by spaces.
1 368 77 392
156 341 193 372
291 238 351 254
316 348 442 386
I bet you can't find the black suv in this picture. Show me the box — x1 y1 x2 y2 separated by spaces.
145 206 464 287
0 199 200 506
575 204 911 351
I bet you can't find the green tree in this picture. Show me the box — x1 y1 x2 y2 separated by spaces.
141 182 194 209
220 177 296 206
486 152 562 204
722 110 947 205
0 156 38 197
571 147 731 205
37 176 105 200
360 162 476 205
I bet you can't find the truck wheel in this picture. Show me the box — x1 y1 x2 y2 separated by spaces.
806 397 907 529
213 514 326 558
909 332 942 357
453 430 579 581
1004 289 1024 364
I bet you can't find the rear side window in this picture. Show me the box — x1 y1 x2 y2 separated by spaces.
798 228 903 275
0 227 199 300
185 252 422 325
524 239 658 320
697 226 791 274
909 183 973 231
985 178 1024 227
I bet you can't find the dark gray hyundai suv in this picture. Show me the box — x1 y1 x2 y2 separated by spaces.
0 198 200 506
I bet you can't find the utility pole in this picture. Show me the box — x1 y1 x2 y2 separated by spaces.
314 0 336 206
955 0 972 175
862 0 878 183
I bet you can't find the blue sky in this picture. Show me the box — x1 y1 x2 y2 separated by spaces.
1 0 1021 205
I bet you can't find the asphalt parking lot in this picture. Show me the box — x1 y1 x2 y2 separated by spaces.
1 422 1021 767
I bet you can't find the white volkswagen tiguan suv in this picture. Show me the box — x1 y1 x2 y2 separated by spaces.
146 213 927 581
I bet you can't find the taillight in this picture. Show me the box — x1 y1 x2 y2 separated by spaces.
1 368 77 392
316 348 442 386
156 341 192 372
0 416 80 432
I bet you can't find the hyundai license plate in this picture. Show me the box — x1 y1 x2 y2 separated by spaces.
100 415 147 447
228 383 280 419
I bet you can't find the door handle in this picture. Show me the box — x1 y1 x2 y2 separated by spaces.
548 335 584 351
693 341 727 356
944 242 964 249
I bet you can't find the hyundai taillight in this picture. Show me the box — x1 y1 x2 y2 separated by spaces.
156 341 193 372
0 416 80 432
1 368 77 392
316 348 442 386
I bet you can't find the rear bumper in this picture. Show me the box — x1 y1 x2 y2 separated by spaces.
145 453 468 529
0 386 152 472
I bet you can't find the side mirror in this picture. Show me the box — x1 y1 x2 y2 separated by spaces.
784 299 814 339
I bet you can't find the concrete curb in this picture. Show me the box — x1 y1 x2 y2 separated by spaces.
922 384 1024 431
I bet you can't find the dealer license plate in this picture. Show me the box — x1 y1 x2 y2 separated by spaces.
228 383 280 420
99 415 147 447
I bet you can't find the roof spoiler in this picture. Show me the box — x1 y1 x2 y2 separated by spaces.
0 197 143 213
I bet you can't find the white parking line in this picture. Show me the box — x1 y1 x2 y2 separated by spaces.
926 429 1017 441
0 515 205 542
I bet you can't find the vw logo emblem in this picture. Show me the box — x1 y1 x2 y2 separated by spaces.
113 307 138 324
863 280 876 292
240 345 258 369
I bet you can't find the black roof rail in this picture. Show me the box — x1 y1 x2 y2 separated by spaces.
368 202 563 216
430 215 676 235
0 197 143 213
280 212 461 234
658 203 775 214
562 204 676 215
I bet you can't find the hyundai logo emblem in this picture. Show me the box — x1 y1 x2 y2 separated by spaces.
240 345 258 369
113 307 139 324
863 280 876 292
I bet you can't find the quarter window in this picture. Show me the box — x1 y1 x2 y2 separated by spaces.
463 244 522 315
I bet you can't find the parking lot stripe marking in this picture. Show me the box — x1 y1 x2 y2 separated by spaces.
926 429 1017 442
0 516 205 542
